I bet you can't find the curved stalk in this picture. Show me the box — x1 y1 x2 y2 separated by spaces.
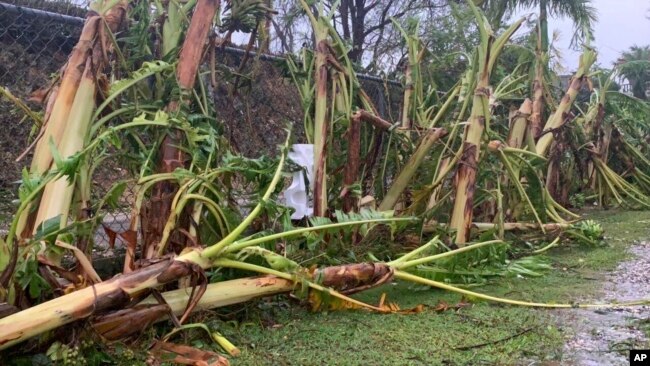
202 131 290 258
395 270 650 308
225 217 416 253
391 240 503 270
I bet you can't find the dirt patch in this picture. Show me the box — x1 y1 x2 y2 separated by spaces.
213 54 305 157
559 240 650 365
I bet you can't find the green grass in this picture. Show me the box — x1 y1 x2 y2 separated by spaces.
217 289 563 365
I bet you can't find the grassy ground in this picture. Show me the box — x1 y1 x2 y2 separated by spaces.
215 210 648 366
6 210 650 366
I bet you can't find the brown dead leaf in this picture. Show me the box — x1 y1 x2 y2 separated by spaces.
395 304 426 314
120 229 138 272
28 87 50 104
102 225 118 249
150 341 229 366
433 299 471 312
433 300 450 312
119 229 138 249
376 294 426 314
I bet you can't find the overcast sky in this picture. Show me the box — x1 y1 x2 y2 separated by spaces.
515 0 650 72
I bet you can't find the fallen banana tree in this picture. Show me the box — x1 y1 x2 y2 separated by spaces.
6 228 648 351
0 127 415 348
0 213 416 349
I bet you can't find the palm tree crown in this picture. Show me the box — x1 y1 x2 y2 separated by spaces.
619 45 650 99
481 0 597 50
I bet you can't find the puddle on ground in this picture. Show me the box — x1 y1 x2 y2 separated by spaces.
559 241 650 365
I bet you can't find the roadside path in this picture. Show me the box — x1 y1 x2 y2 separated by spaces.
561 240 650 365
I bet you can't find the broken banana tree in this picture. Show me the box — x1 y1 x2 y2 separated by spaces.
142 0 221 260
0 136 415 348
0 0 129 297
449 3 525 245
536 47 597 157
530 20 547 140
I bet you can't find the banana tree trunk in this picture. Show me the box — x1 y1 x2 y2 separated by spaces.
401 61 413 129
94 276 294 340
539 0 548 55
143 0 220 258
1 2 127 290
536 49 596 157
378 128 448 211
33 60 96 234
0 258 189 350
546 149 561 200
587 104 606 189
449 72 491 244
449 7 524 245
506 98 532 148
312 28 330 217
15 3 126 239
530 51 545 139
342 116 361 212
426 157 450 210
0 254 392 350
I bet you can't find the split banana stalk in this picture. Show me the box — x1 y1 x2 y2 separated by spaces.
15 1 127 240
449 3 525 245
536 48 597 157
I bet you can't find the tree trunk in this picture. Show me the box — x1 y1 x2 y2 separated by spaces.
401 61 413 129
342 116 361 212
313 34 330 217
449 72 491 244
530 24 545 140
143 0 220 258
14 4 126 239
449 10 524 245
506 98 532 148
378 128 448 211
0 255 393 350
536 49 596 157
539 0 548 54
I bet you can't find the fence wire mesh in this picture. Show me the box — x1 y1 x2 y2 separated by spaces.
0 2 132 245
0 1 402 248
0 2 83 190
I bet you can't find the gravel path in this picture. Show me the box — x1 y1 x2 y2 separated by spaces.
560 240 650 365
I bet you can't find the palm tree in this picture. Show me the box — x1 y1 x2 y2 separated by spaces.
480 0 597 53
619 45 650 100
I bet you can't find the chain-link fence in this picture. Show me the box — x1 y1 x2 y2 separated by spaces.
0 2 83 190
0 1 403 247
0 2 130 245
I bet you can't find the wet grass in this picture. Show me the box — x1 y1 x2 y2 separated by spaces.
220 288 563 365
